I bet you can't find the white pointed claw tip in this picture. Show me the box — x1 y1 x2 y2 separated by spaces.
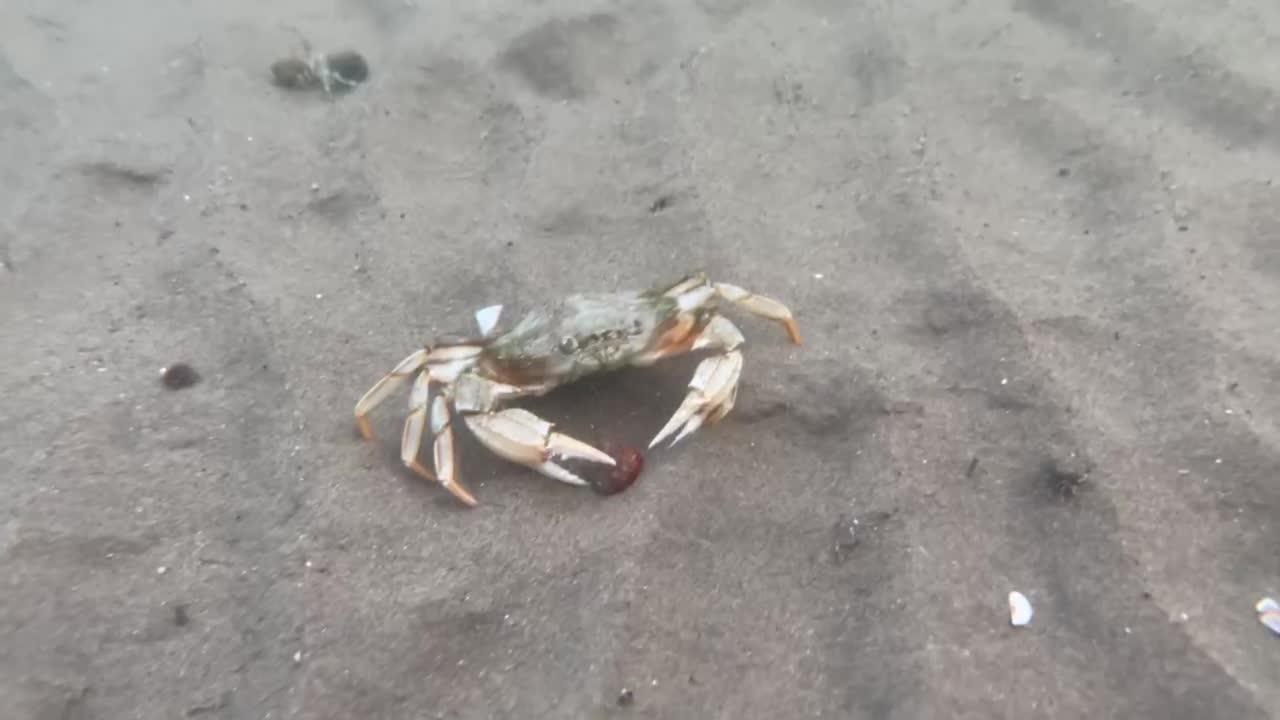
547 433 616 466
538 461 590 486
649 350 741 448
671 414 705 446
1256 597 1280 614
441 478 479 506
649 407 694 448
475 304 503 337
1009 591 1033 627
648 392 716 449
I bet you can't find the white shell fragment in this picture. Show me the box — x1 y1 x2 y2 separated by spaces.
1256 597 1280 636
474 305 503 337
1261 613 1280 636
1009 591 1033 627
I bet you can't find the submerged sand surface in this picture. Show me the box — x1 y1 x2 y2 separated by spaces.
1 1 1278 717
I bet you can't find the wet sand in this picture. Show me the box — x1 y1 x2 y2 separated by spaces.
2 1 1278 717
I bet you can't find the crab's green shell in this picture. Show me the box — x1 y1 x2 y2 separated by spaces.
484 291 679 385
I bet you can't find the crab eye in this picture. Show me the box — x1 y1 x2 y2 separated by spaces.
557 336 577 354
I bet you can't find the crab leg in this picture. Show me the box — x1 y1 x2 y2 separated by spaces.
663 273 803 346
712 282 803 346
396 367 478 506
649 315 747 448
354 349 428 441
427 395 478 506
398 371 437 477
464 408 616 487
356 345 483 440
650 351 743 448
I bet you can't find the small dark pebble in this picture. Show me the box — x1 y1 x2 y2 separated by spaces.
173 604 190 627
832 514 859 563
161 363 200 390
883 400 923 416
1040 456 1091 499
648 194 675 213
966 456 979 477
1057 167 1070 177
1141 590 1153 600
326 50 370 85
617 689 634 707
1177 224 1188 232
1228 381 1239 392
270 57 313 89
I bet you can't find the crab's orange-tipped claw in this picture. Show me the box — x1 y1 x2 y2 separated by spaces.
650 349 743 448
783 318 803 346
464 408 615 487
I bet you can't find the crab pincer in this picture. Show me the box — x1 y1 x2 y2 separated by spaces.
464 408 616 487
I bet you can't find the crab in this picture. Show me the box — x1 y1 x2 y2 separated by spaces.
353 272 802 506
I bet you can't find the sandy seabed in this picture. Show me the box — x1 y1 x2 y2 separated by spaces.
1 1 1278 718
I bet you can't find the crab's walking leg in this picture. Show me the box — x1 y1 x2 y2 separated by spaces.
650 316 747 448
464 408 616 487
398 371 436 480
427 395 478 506
354 349 428 441
396 370 478 506
712 282 803 346
664 274 803 345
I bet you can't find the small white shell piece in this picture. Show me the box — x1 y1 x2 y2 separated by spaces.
474 305 503 337
1261 613 1280 636
1009 591 1033 627
1257 597 1280 636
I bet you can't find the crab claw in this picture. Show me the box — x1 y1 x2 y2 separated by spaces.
650 350 743 448
464 408 615 487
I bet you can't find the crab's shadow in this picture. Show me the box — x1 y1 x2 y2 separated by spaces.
519 354 703 452
372 354 705 507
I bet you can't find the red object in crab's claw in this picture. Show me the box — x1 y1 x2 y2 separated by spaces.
589 443 645 496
